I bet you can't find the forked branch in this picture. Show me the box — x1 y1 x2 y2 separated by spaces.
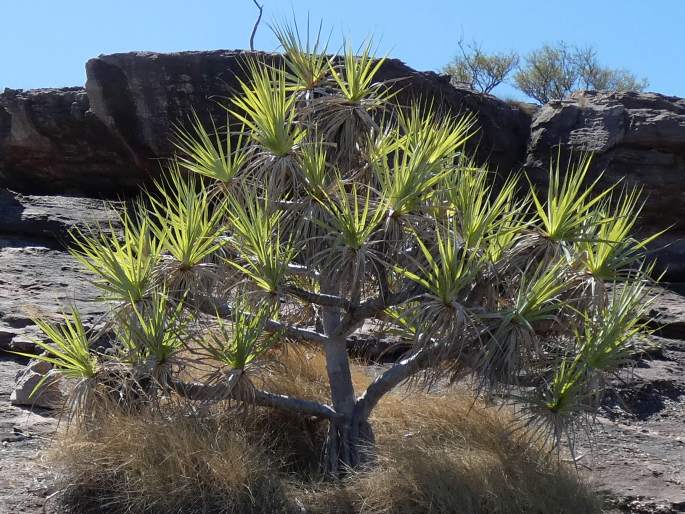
171 378 341 419
335 284 421 337
263 317 332 345
284 284 351 309
353 341 447 420
195 298 332 345
249 0 264 52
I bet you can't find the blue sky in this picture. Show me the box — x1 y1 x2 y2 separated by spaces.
1 0 683 100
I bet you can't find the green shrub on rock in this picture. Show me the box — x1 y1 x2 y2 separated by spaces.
25 21 660 510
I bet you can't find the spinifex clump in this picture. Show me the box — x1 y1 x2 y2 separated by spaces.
21 21 663 477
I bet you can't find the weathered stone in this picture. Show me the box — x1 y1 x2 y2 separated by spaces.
0 87 139 195
84 51 531 181
0 355 59 511
525 90 685 279
646 286 685 340
0 241 108 353
375 59 531 174
0 52 531 197
0 191 116 353
10 359 62 409
0 188 121 243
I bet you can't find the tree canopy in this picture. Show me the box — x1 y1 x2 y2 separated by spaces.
444 40 648 103
21 23 662 477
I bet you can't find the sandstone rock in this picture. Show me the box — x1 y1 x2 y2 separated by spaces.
0 87 138 195
0 241 108 353
525 90 685 279
85 51 531 181
646 286 685 340
10 359 62 409
0 188 121 242
374 59 531 174
0 191 116 352
0 355 60 511
0 53 530 197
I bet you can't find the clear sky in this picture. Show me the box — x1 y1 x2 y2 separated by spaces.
1 0 683 101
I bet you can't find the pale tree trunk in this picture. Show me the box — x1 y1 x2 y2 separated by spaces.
320 277 373 474
322 335 377 474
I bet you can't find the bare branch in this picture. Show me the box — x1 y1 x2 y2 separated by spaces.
194 296 332 345
249 0 264 52
354 344 439 420
287 263 320 278
334 284 421 337
285 284 351 309
171 379 341 419
263 317 332 345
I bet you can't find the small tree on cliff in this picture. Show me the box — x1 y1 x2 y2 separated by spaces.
443 40 519 94
513 42 649 103
443 40 648 103
22 24 661 475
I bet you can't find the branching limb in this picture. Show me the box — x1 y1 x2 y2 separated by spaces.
334 284 421 337
353 344 439 421
263 317 332 345
171 379 341 419
284 284 351 309
287 263 320 278
194 296 332 345
249 0 263 52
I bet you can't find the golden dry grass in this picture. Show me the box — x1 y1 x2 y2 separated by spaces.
52 348 601 514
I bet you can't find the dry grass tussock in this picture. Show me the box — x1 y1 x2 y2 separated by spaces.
52 348 601 514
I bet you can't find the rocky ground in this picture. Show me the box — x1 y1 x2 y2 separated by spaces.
0 190 684 513
584 335 685 513
0 191 114 513
0 355 58 514
584 288 685 513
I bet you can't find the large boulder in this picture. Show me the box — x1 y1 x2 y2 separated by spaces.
0 50 536 197
0 87 139 195
525 90 685 279
84 50 531 180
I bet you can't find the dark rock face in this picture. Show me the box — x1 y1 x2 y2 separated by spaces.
85 50 250 163
525 90 685 278
0 51 533 197
84 51 531 179
0 87 139 195
0 189 120 242
374 60 531 174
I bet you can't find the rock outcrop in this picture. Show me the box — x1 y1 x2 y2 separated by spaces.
84 51 531 181
10 359 63 408
525 90 685 278
0 51 531 196
0 88 138 195
2 52 685 286
0 189 117 352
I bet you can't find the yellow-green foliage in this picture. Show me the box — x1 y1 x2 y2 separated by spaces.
22 18 661 513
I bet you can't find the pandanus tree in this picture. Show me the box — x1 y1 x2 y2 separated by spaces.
21 23 663 476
